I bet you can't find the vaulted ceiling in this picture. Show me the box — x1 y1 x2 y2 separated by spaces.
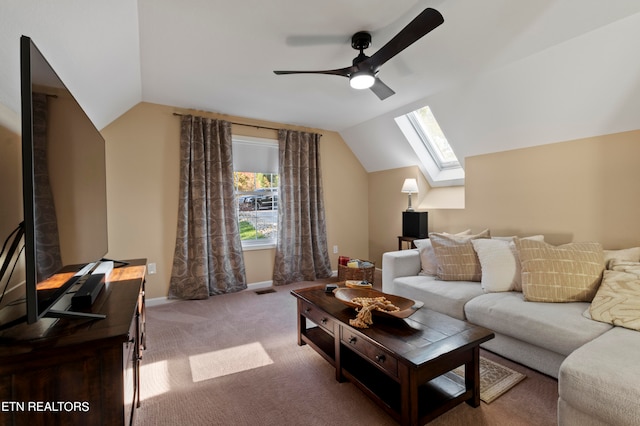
2 1 640 174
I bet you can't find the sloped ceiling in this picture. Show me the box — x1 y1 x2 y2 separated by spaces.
0 0 141 133
1 0 640 172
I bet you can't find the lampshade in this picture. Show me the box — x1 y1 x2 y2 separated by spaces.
401 178 419 194
349 71 375 90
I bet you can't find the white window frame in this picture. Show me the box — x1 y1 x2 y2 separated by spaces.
407 110 460 170
394 106 465 187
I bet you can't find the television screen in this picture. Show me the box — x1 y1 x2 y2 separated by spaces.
19 36 109 324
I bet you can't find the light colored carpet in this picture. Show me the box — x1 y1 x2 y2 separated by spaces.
135 277 557 426
451 357 526 404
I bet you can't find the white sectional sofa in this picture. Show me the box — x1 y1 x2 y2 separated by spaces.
382 234 640 425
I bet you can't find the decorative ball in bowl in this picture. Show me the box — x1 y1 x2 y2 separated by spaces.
333 288 417 319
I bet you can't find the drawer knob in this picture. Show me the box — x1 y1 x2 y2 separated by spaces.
305 307 311 313
320 318 328 325
375 354 386 363
348 336 357 344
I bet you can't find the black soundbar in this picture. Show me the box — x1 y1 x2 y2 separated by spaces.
71 273 106 310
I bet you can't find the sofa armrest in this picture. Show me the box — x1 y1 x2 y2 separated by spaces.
382 249 421 295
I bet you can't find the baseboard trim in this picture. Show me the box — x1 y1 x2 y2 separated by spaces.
146 296 174 307
247 280 272 290
147 273 345 307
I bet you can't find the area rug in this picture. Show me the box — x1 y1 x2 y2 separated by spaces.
450 357 526 403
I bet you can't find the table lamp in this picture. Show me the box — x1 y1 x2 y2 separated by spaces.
401 178 418 212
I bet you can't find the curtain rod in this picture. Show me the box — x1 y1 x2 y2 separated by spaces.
172 112 321 136
172 112 280 132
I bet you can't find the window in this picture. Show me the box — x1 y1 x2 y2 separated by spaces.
232 137 279 249
395 105 464 187
408 106 460 169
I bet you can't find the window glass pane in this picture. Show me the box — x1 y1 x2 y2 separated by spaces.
235 171 278 245
410 106 460 169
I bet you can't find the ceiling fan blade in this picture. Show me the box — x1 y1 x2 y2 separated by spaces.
365 8 444 71
274 66 352 78
370 78 395 100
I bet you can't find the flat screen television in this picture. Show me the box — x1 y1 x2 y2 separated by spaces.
17 35 109 324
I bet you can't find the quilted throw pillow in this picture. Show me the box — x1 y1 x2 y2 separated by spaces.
589 260 640 331
515 239 604 302
430 229 490 281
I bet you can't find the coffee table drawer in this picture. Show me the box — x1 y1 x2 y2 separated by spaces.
301 301 335 334
341 327 398 377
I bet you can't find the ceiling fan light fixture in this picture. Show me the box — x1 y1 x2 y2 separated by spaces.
349 71 375 90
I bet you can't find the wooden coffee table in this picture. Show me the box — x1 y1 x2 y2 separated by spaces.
291 286 494 426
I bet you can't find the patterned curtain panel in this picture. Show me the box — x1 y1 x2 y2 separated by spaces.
273 129 332 286
32 93 63 280
169 115 247 299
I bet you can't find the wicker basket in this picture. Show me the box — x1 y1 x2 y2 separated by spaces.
337 261 375 283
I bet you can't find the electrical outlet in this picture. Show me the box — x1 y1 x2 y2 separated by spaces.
333 245 338 254
148 263 157 274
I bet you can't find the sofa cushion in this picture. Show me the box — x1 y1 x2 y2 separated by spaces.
559 327 640 426
589 260 640 331
471 235 544 292
464 292 612 356
515 239 604 302
430 229 490 282
392 275 484 320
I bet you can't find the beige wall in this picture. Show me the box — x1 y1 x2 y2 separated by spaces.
368 166 427 266
0 122 22 238
368 130 640 266
101 102 369 299
429 130 640 248
0 116 25 293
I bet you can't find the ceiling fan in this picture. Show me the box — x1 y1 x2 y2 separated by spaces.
273 8 444 100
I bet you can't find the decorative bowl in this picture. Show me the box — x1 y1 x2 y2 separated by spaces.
333 288 417 319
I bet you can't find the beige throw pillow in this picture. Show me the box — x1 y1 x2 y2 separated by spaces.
414 229 471 276
430 229 490 281
589 260 640 331
515 239 604 302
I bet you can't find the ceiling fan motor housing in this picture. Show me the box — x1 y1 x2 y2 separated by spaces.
351 32 373 69
351 31 372 51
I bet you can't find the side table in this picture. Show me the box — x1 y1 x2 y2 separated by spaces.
397 235 419 250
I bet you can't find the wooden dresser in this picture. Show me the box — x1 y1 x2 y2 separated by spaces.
0 259 146 426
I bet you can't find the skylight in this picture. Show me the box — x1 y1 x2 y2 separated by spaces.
395 105 464 187
410 106 460 169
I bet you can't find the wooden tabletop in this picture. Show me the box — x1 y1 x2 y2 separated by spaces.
291 285 494 368
0 259 146 356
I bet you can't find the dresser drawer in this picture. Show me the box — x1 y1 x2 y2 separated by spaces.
301 301 335 335
341 327 398 377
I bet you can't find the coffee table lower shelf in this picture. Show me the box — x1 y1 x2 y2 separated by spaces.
340 346 470 424
301 326 335 366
